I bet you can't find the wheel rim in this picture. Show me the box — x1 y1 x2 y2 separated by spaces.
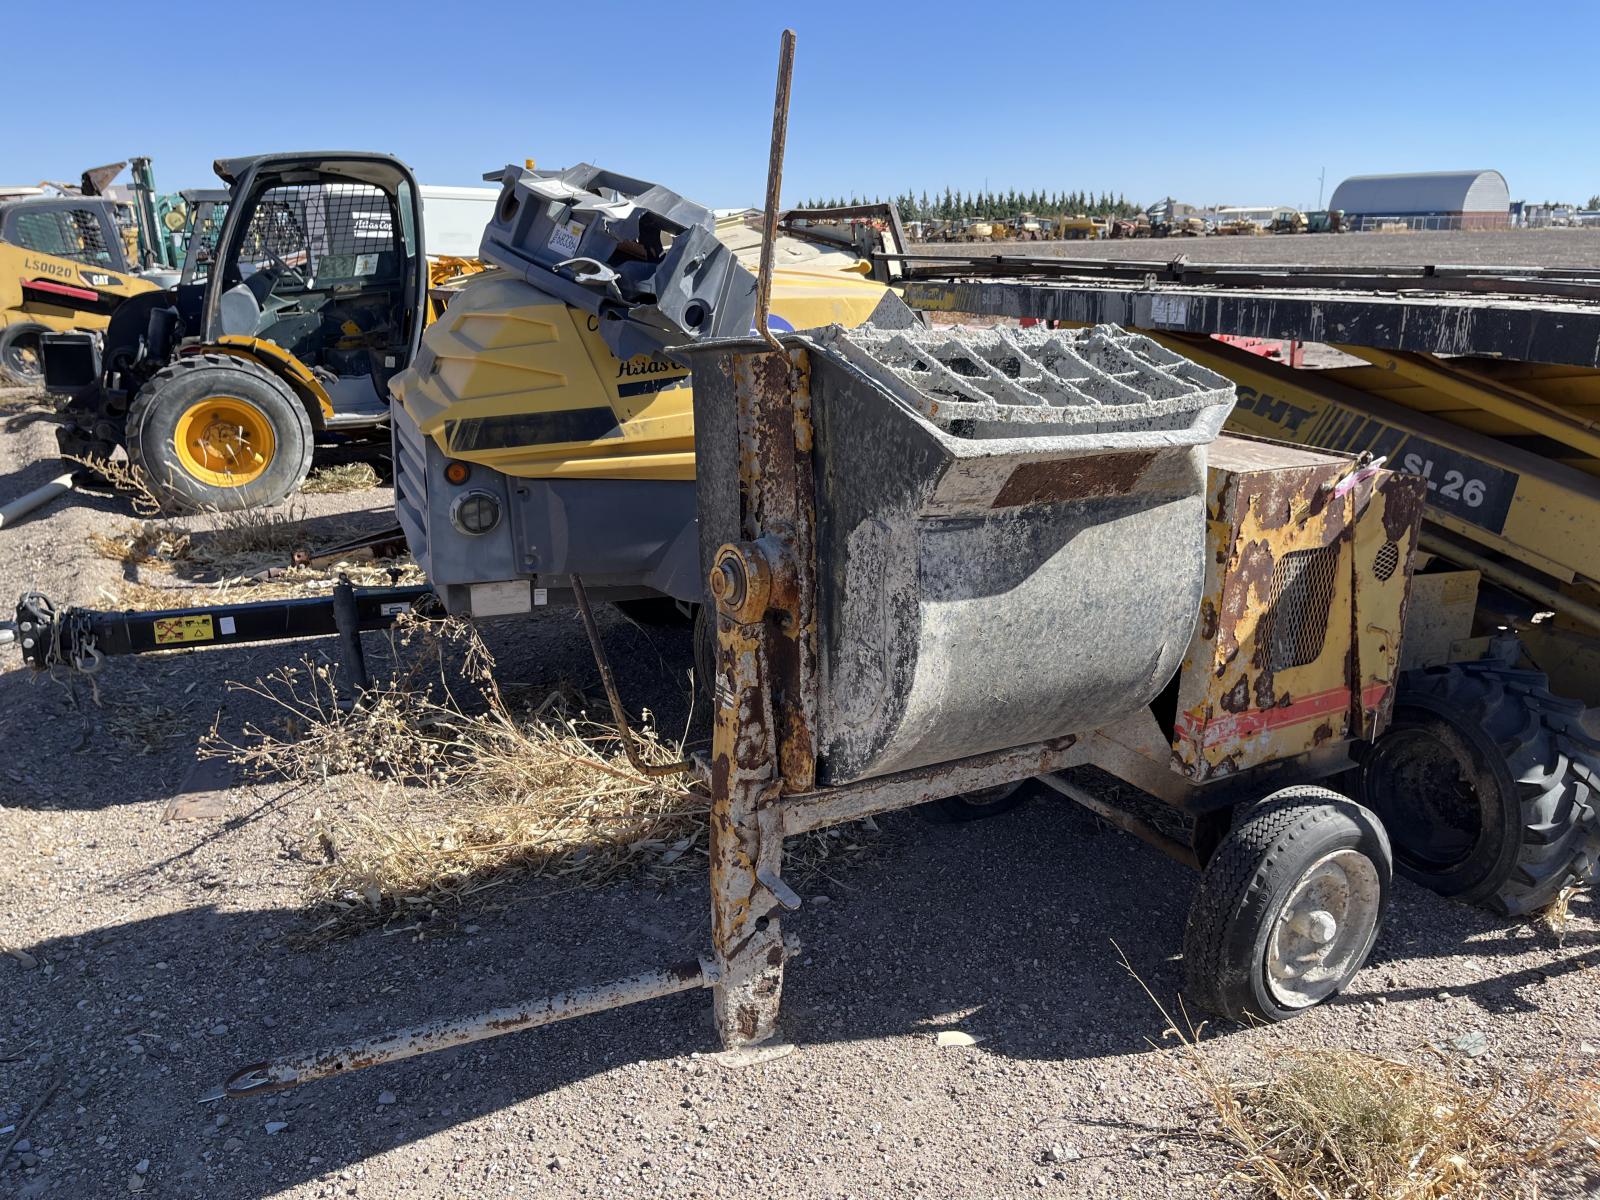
1364 724 1483 873
1265 848 1381 1009
172 396 276 487
5 333 41 383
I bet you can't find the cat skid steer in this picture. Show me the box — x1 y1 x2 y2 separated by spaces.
42 153 427 511
0 195 164 386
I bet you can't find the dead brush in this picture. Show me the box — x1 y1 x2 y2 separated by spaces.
87 497 416 606
62 452 164 516
300 461 380 494
0 388 46 416
1117 947 1600 1198
205 615 872 940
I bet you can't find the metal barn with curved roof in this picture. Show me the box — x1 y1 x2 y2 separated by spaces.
1329 170 1510 230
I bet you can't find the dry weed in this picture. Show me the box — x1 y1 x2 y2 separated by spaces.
205 616 875 940
1542 884 1582 943
62 453 163 516
1117 948 1600 1198
0 388 46 415
88 500 419 609
301 462 380 494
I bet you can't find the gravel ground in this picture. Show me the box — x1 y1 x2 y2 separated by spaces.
915 227 1600 269
1 388 1597 1200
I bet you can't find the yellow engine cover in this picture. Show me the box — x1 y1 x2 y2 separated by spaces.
393 253 891 482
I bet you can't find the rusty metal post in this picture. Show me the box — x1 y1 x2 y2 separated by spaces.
707 28 814 1050
708 349 817 1049
755 29 796 353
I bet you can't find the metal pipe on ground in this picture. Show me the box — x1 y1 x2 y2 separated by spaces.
0 473 75 529
222 957 718 1097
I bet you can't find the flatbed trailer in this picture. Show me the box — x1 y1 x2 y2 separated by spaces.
892 254 1600 701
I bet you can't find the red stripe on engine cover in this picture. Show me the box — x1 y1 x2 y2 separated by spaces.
1174 683 1390 749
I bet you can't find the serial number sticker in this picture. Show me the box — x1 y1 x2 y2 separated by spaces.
379 602 409 617
533 588 548 606
153 615 215 645
1149 296 1189 326
546 218 583 258
219 616 237 636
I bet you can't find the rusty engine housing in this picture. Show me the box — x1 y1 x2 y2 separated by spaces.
1169 436 1427 782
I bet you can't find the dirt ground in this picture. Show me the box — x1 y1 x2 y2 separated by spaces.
915 226 1600 269
1 386 1597 1200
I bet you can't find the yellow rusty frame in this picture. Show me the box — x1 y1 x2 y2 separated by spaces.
1155 334 1600 589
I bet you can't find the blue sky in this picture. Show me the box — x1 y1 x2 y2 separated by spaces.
6 1 1593 210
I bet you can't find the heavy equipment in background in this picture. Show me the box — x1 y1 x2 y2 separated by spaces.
391 164 912 621
1014 212 1046 240
0 194 163 385
1053 213 1098 240
6 30 1599 1093
1270 210 1308 234
41 152 430 510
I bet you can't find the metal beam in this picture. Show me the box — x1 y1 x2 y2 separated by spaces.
902 278 1600 369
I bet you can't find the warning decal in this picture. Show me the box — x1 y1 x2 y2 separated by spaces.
153 615 215 645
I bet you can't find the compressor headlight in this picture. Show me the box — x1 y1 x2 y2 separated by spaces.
449 489 502 536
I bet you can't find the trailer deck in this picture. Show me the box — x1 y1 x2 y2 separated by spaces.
896 256 1600 369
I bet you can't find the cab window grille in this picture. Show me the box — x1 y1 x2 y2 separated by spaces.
13 207 113 267
238 184 397 282
1262 543 1340 670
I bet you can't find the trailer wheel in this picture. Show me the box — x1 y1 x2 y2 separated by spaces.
692 604 717 707
1359 662 1600 916
126 353 314 512
1183 788 1391 1023
931 782 1026 822
0 322 48 386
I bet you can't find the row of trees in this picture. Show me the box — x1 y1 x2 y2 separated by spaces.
801 189 1144 223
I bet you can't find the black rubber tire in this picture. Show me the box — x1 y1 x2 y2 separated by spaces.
931 782 1026 823
614 598 691 628
0 322 48 387
1182 787 1392 1023
1359 662 1600 917
692 604 717 708
125 353 314 512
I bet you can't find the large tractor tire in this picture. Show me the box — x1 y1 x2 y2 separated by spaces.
1359 662 1600 917
0 322 49 387
126 353 314 512
1183 787 1391 1023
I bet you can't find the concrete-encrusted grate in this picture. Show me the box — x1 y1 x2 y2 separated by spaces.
825 323 1235 436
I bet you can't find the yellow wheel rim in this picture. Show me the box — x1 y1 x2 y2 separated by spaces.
172 396 277 488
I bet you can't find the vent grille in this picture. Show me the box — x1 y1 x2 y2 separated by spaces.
1263 544 1340 670
1373 540 1400 582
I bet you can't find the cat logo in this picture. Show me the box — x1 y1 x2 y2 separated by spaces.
82 271 116 288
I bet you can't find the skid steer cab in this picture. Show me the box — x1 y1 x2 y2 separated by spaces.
43 152 427 512
0 195 164 386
